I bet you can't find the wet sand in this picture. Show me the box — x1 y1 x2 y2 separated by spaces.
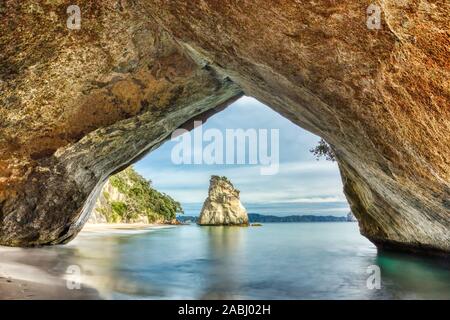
0 223 172 300
0 252 101 299
0 275 100 300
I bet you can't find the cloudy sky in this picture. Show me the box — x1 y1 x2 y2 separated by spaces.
135 96 349 215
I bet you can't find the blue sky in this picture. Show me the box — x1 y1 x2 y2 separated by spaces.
134 96 348 215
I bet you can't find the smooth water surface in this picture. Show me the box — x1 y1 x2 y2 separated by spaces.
0 223 448 299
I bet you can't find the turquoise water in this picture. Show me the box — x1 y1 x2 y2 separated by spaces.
1 223 449 299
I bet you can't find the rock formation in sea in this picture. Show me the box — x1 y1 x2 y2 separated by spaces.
0 2 448 255
198 176 248 226
346 212 358 222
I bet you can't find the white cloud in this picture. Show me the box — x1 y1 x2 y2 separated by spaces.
282 197 347 203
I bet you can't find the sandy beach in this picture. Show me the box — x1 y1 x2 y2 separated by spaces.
0 223 174 300
82 223 172 231
0 275 100 300
0 247 101 300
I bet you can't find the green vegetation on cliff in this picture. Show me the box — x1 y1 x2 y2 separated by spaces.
98 167 183 223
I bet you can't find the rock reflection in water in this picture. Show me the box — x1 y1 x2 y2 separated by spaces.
200 226 246 299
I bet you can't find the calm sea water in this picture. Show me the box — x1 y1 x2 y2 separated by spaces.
1 223 449 299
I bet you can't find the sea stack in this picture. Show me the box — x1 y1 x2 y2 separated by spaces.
198 176 248 226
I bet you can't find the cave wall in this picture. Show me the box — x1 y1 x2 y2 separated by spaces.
0 1 448 253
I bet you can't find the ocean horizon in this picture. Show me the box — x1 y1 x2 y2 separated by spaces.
181 201 350 217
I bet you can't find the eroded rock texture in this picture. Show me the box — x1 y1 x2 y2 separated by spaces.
0 1 449 254
198 176 248 226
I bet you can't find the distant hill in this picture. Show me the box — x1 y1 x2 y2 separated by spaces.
248 213 348 223
177 212 357 223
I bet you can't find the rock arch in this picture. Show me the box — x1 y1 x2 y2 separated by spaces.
0 1 448 255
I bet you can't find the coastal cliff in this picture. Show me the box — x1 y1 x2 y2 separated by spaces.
198 176 248 226
89 167 182 224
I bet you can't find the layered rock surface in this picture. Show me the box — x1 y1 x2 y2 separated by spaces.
198 176 248 226
0 1 448 255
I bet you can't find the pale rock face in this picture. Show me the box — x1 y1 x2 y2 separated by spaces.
88 180 150 224
198 176 248 226
92 181 126 223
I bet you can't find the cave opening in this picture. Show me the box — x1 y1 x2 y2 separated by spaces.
88 96 352 226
